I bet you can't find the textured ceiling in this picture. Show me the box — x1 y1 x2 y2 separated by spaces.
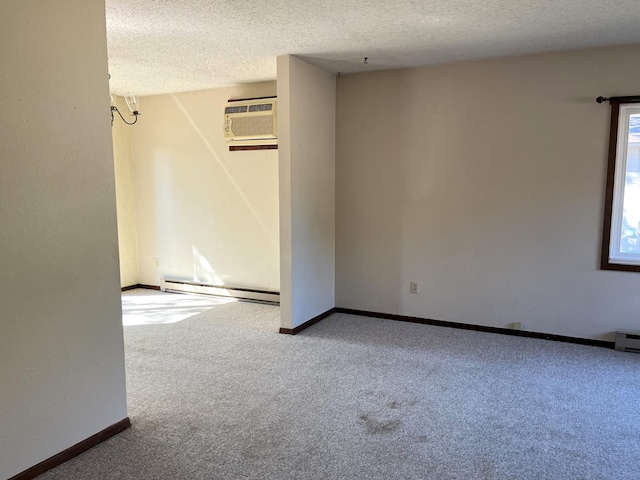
106 0 640 96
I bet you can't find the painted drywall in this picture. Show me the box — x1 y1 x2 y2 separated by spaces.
277 55 336 329
112 95 139 287
336 44 640 341
0 1 128 478
132 83 280 292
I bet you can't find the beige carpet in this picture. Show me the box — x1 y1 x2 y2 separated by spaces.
38 289 640 479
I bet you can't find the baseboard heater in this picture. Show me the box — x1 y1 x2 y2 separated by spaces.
160 278 279 305
614 331 640 353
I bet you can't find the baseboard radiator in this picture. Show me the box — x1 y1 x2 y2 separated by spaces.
614 331 640 353
160 278 279 305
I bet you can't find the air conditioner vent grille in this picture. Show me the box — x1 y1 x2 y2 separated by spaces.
249 103 273 112
229 116 274 137
225 105 248 114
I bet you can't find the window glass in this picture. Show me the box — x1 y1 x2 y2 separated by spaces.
605 105 640 268
620 115 640 254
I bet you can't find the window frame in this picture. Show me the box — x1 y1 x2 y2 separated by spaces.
601 99 640 272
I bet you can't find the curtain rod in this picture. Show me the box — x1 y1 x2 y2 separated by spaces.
596 96 640 104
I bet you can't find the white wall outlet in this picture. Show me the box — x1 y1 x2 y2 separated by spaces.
512 322 522 330
410 281 419 294
154 257 160 268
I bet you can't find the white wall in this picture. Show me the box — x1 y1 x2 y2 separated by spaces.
278 55 336 329
132 83 280 291
336 45 640 341
0 1 128 478
112 95 139 287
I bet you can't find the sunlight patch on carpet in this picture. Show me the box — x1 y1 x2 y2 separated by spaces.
122 291 236 326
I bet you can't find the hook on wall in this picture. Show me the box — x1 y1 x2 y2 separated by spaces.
364 57 369 65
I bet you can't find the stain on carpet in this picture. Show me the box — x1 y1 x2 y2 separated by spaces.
358 414 402 434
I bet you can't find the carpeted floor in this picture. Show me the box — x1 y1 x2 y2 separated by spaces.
38 289 640 479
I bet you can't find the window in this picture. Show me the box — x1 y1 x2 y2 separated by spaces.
601 100 640 271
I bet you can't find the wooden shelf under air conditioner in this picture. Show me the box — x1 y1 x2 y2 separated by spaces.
229 144 278 151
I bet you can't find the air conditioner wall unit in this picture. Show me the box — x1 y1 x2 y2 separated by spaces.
224 98 277 145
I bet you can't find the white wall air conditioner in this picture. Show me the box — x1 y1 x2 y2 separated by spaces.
224 98 277 146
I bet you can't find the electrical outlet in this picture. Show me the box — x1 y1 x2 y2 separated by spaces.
154 257 160 268
410 282 419 294
512 322 522 331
